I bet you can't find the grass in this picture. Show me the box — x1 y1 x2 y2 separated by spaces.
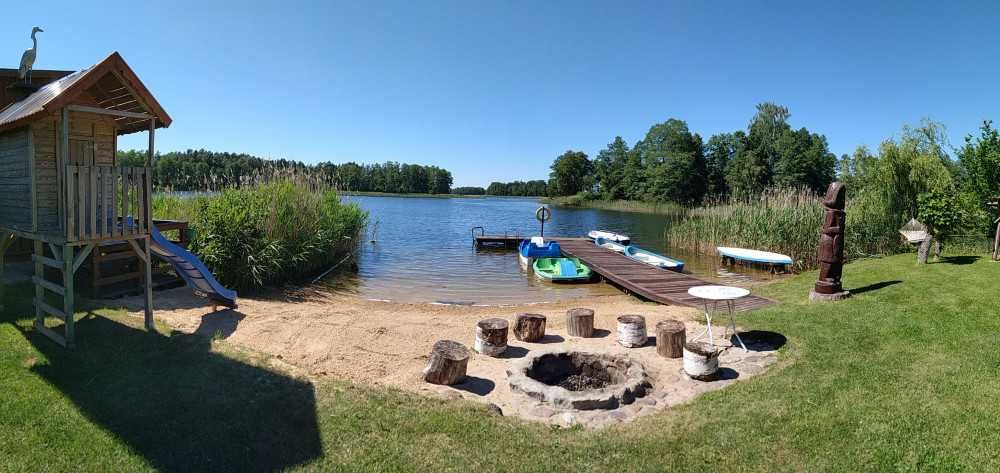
2 252 999 471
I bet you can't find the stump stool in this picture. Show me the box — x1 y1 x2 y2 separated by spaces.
475 318 509 356
566 308 594 337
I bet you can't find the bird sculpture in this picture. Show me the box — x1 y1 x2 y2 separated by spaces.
19 26 44 83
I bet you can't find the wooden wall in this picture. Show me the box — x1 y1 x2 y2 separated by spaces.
31 109 118 236
0 128 31 232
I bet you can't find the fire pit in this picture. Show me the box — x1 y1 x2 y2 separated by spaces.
507 350 650 410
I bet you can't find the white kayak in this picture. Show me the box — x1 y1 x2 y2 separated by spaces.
624 246 685 272
587 230 630 245
594 237 627 253
718 247 793 266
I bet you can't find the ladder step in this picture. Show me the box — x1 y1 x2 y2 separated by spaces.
34 298 66 320
32 254 64 270
32 276 66 296
33 320 67 347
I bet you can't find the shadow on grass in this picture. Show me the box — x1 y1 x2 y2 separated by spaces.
938 255 980 265
17 314 322 473
849 280 903 295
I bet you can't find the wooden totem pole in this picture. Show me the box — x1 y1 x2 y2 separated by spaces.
810 182 851 301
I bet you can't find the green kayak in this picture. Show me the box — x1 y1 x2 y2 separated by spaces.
532 257 592 282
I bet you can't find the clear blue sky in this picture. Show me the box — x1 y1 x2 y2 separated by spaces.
4 1 998 187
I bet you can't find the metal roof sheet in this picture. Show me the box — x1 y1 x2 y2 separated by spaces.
0 67 88 127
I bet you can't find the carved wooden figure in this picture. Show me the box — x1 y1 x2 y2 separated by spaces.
810 182 851 301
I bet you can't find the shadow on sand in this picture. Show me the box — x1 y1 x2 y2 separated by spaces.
17 312 323 473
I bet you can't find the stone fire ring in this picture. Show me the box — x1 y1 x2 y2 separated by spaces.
507 350 651 410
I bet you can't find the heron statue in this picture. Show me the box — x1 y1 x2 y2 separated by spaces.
19 26 44 83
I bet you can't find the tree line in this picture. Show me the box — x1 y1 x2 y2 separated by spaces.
548 102 837 204
119 149 454 194
484 180 549 197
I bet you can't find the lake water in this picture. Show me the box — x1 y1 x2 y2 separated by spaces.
324 195 779 305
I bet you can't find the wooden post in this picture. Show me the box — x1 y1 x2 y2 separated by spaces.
566 308 594 337
474 318 509 356
513 313 546 342
656 320 686 358
422 340 470 385
33 240 43 329
59 108 70 236
62 244 75 348
0 233 11 313
616 314 648 347
143 236 154 331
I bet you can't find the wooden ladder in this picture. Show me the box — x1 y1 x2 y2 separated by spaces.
31 241 94 348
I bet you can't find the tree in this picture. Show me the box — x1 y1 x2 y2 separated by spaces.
592 137 630 200
773 128 836 194
916 189 962 263
620 147 647 200
548 150 592 196
635 119 708 204
704 131 745 197
872 121 955 223
958 120 1000 210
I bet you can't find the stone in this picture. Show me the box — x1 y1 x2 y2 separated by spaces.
487 403 504 416
634 397 658 407
809 289 852 302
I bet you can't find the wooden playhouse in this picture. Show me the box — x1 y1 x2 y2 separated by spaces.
0 52 169 347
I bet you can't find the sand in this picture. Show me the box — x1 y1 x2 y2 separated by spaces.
117 286 779 428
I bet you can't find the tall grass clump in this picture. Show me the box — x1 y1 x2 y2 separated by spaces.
155 182 367 292
664 188 903 271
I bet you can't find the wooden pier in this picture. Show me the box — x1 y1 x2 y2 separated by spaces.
552 238 774 312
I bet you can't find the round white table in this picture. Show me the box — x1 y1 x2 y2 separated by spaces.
687 285 751 351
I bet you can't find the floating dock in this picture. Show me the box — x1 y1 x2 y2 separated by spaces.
473 234 524 249
552 238 775 312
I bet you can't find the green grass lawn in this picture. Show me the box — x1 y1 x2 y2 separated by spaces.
2 253 999 472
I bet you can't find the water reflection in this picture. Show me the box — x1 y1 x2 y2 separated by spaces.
323 196 783 304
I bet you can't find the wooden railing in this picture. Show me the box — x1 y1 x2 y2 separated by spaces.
65 165 150 243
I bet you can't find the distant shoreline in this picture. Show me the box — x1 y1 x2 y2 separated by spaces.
340 191 542 200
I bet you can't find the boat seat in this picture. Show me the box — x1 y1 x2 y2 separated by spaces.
558 259 576 276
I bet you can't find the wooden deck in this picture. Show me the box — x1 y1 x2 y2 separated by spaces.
553 238 775 312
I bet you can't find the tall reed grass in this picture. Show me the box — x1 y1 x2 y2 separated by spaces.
152 182 367 292
664 188 902 271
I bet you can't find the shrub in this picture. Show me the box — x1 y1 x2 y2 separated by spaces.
153 182 367 292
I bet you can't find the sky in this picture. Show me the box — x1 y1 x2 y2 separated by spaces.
4 1 999 187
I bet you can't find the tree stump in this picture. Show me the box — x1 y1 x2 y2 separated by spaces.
565 308 594 337
683 342 719 380
422 340 469 385
655 319 686 358
474 318 509 356
616 314 647 347
513 313 546 342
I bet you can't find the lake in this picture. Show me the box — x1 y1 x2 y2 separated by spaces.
324 195 780 305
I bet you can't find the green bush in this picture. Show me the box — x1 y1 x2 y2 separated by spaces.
153 182 367 292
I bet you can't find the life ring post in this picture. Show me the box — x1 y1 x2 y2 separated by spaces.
535 206 552 237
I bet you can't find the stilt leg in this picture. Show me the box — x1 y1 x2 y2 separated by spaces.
143 236 154 331
62 244 75 348
33 241 44 329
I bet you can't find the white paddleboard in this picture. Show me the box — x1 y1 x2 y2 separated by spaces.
717 247 793 265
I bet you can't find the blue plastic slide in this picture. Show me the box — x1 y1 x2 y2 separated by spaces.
149 225 238 309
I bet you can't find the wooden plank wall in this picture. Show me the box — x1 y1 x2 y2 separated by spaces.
31 111 118 236
0 128 31 232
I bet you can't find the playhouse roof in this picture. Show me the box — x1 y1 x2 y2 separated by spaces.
0 52 171 135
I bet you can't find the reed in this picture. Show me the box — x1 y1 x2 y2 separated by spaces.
152 181 367 291
664 188 903 271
